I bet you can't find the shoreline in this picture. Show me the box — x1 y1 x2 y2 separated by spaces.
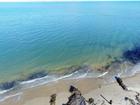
1 73 140 105
0 77 106 105
0 60 139 100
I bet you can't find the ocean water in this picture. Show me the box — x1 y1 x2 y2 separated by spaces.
0 1 140 83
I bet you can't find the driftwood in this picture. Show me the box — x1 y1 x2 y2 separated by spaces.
115 76 128 91
100 94 112 105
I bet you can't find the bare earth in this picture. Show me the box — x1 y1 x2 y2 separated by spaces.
1 73 140 105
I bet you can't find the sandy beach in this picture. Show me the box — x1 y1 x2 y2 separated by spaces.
0 73 140 105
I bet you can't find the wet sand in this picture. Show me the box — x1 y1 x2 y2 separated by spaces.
1 73 140 105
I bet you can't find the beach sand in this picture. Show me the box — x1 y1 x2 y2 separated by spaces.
1 74 140 105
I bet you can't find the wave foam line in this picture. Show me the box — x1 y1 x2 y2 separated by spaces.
97 71 108 78
21 70 108 88
0 92 22 102
20 75 51 85
0 88 14 95
128 87 140 93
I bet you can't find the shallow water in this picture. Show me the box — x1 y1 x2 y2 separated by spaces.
0 2 140 82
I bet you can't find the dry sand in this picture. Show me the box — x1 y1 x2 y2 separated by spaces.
1 74 140 105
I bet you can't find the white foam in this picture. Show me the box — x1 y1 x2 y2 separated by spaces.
19 71 91 89
19 73 75 89
0 92 22 102
112 63 140 79
75 72 88 79
57 73 73 80
128 87 140 93
0 90 9 95
131 63 140 74
21 76 49 85
0 88 14 95
97 71 108 77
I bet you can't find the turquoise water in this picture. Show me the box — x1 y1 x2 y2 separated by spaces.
0 2 140 82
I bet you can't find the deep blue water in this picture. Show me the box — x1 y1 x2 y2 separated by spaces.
0 2 140 82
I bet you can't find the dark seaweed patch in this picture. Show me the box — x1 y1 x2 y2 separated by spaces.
0 71 47 90
26 71 47 80
123 46 140 64
0 81 17 90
